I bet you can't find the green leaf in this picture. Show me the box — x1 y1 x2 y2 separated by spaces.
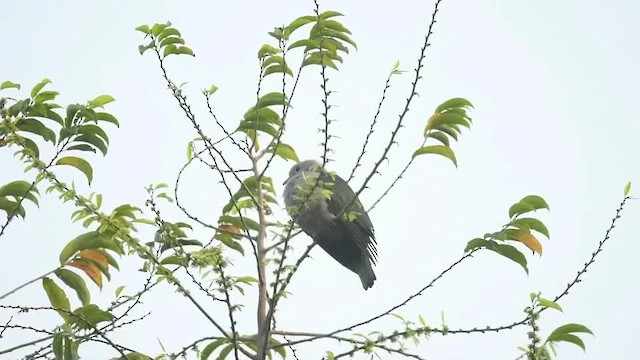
269 143 299 162
218 215 259 231
320 10 344 20
538 297 563 312
88 95 115 108
59 231 124 265
264 64 293 77
0 180 39 206
0 198 25 219
78 124 109 144
427 131 450 146
237 121 278 137
201 338 227 360
160 255 188 266
56 156 93 184
509 195 550 218
258 44 280 58
548 323 594 338
151 22 171 36
53 333 64 359
20 137 40 158
489 243 529 274
1 80 21 90
115 285 125 297
464 238 491 252
175 46 195 56
257 92 289 108
216 344 234 360
72 304 115 330
34 90 59 104
42 278 71 320
207 85 219 95
302 52 338 69
624 181 632 196
157 27 181 43
435 97 474 113
95 112 120 127
547 333 586 351
159 36 185 48
286 16 316 35
27 102 64 126
323 19 351 34
243 107 282 126
135 24 150 35
216 233 245 255
73 134 108 156
67 144 96 153
412 145 457 167
428 112 471 130
31 78 52 98
55 268 91 306
511 218 550 239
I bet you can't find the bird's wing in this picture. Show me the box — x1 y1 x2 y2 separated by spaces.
324 173 378 263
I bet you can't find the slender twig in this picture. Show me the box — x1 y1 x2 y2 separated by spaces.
348 69 395 182
348 0 443 215
0 268 58 301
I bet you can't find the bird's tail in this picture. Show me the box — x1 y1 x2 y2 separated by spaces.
358 258 377 290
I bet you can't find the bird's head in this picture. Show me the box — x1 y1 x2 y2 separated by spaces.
284 159 323 184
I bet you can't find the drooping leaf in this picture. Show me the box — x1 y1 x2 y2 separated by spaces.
216 232 245 255
55 268 91 306
427 131 450 146
412 145 457 167
435 98 474 113
30 78 52 98
135 25 151 35
488 243 529 274
59 231 124 265
201 338 227 360
286 15 316 36
268 143 299 162
257 44 280 58
509 195 550 218
1 80 21 90
55 156 93 184
511 218 550 239
512 230 543 255
0 180 39 206
88 95 115 108
72 304 115 330
42 278 71 320
95 112 120 127
67 260 103 288
538 297 563 312
16 118 56 143
157 27 181 43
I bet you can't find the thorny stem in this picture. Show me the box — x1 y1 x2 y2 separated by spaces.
348 69 395 183
259 2 333 357
349 0 443 212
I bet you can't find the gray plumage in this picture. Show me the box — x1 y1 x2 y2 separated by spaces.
283 159 378 289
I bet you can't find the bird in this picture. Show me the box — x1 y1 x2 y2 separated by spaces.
283 159 378 289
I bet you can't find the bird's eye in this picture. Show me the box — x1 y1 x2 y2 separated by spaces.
294 166 300 172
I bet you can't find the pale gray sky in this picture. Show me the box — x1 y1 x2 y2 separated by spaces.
1 0 639 359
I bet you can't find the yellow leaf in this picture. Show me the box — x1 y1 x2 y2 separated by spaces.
515 232 543 255
219 224 242 235
77 249 109 266
425 113 440 134
67 260 103 288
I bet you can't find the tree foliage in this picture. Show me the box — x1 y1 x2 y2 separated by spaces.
0 1 631 359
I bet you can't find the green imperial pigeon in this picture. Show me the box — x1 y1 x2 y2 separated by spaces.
283 159 378 289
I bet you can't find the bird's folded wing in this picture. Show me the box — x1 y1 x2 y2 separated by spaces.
325 174 378 263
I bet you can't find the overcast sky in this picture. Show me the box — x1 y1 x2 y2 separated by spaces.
1 0 639 359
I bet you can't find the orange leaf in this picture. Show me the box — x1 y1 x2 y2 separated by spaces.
515 232 543 255
219 224 242 235
67 260 103 288
78 250 109 266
